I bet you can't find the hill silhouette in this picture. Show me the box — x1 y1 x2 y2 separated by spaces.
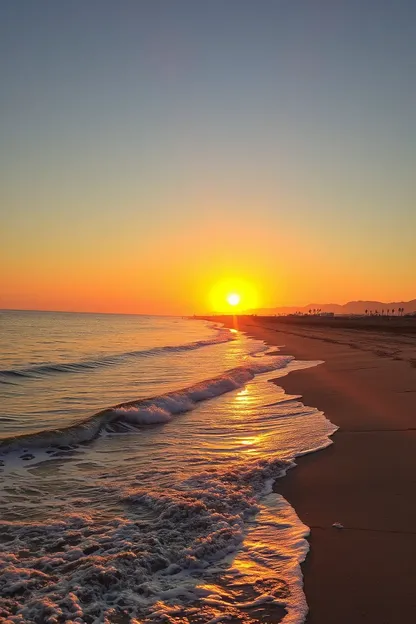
249 299 416 316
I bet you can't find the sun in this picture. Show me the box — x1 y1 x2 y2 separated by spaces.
227 293 241 306
208 279 258 313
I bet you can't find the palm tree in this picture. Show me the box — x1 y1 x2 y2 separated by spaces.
387 309 390 316
365 309 368 316
392 308 395 315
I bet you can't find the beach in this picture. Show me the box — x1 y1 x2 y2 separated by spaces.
1 312 337 623
2 310 415 622
201 316 416 623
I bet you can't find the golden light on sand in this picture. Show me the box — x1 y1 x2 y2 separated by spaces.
227 293 240 306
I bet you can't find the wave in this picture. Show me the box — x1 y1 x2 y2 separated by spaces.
0 355 293 454
0 327 233 382
0 456 303 623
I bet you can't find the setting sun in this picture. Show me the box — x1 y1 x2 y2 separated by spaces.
227 293 241 306
208 279 259 313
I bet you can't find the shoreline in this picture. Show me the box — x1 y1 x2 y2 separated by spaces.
203 316 416 623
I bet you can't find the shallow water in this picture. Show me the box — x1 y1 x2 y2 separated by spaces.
0 311 337 623
1 312 248 436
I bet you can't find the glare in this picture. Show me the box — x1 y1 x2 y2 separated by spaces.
227 293 240 306
208 278 259 312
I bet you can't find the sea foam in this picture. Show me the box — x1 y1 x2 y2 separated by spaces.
0 457 297 623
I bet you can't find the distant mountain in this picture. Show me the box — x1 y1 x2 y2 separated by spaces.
248 299 416 316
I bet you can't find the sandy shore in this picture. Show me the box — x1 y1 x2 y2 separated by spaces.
201 316 416 623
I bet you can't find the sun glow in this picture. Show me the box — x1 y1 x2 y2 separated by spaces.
208 278 259 313
227 293 240 306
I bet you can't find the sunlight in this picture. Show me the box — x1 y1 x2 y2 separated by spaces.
234 386 256 406
227 293 240 306
208 278 259 313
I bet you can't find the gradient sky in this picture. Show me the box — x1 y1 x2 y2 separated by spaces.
1 0 415 314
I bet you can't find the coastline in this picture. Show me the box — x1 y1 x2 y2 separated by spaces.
203 316 416 623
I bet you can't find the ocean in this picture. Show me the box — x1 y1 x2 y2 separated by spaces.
0 311 337 623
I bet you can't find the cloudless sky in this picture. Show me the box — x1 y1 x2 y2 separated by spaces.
1 0 415 313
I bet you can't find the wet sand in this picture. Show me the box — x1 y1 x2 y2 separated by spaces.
200 316 416 623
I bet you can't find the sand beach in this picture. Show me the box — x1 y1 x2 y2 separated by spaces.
199 315 416 623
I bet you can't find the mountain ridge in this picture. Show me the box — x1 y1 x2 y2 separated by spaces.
248 299 416 316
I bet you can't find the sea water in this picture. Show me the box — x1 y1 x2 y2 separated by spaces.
0 311 337 623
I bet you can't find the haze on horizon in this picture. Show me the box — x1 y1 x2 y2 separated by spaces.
1 1 415 315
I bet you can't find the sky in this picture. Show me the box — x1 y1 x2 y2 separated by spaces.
1 0 415 314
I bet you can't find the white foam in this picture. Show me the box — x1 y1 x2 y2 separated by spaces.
0 457 292 623
114 404 174 424
110 357 294 428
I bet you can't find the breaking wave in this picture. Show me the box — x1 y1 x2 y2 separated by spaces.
0 327 233 382
0 456 307 624
0 355 293 454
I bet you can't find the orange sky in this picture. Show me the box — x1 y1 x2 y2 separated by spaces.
2 212 415 315
1 3 415 315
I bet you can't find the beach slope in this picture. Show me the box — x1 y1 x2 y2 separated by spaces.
201 316 416 623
